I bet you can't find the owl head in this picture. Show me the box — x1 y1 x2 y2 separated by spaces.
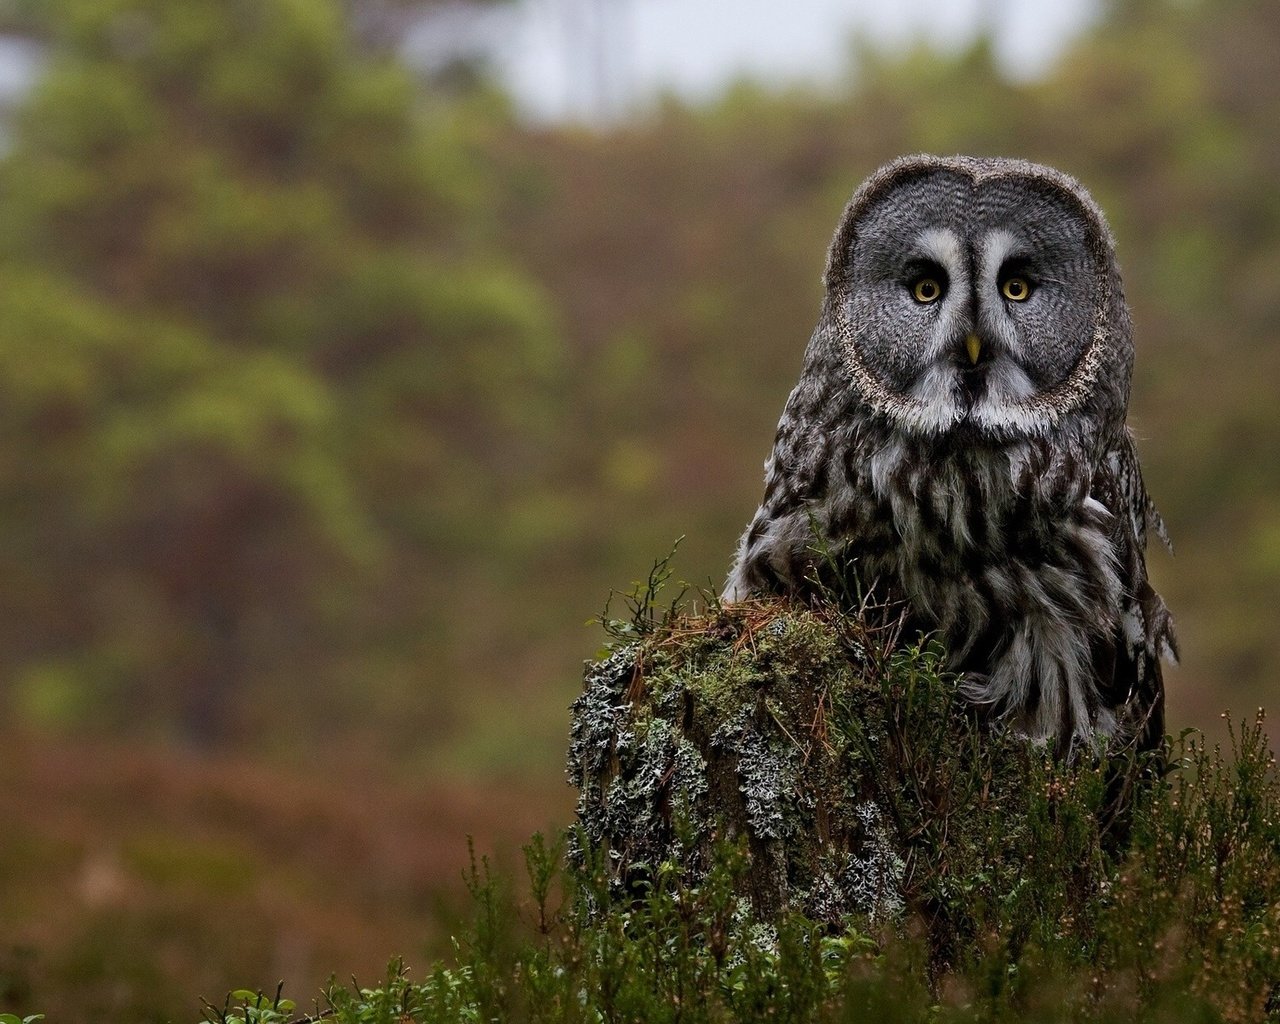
819 155 1133 440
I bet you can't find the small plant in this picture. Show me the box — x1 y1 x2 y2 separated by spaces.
201 986 296 1024
597 539 689 645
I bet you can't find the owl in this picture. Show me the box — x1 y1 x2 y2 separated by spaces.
725 155 1177 756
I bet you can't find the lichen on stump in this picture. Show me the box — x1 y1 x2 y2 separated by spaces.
566 584 1126 948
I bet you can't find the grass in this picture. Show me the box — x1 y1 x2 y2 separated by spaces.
202 565 1280 1023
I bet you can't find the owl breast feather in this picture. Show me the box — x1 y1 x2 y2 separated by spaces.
725 419 1168 753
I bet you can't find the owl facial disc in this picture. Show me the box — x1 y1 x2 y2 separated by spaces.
832 162 1113 440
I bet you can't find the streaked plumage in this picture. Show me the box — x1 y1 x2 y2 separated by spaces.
725 155 1176 755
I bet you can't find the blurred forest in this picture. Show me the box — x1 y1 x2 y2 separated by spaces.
1 0 1278 1018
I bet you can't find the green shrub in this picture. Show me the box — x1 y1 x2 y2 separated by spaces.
205 574 1280 1023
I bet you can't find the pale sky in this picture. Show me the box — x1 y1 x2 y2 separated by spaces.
0 2 1104 122
412 0 1101 121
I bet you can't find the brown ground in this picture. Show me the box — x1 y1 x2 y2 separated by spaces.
0 732 571 1022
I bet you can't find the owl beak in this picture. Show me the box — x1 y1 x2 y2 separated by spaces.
964 332 983 365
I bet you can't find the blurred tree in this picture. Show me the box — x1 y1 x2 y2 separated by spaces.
0 0 1274 772
0 0 515 53
493 0 1280 747
0 0 561 746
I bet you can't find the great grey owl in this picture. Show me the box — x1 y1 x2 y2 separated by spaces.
725 155 1177 756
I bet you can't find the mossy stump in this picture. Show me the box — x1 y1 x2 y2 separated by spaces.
569 599 906 923
567 593 1113 941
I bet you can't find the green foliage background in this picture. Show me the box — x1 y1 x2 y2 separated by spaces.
2 0 1278 771
0 0 1278 1018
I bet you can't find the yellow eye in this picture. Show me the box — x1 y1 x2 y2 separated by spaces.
912 278 942 304
1001 277 1031 301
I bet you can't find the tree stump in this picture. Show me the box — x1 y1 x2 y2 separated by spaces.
566 599 912 925
566 592 1130 949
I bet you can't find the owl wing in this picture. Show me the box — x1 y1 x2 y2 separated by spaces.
1097 429 1178 753
723 408 828 600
